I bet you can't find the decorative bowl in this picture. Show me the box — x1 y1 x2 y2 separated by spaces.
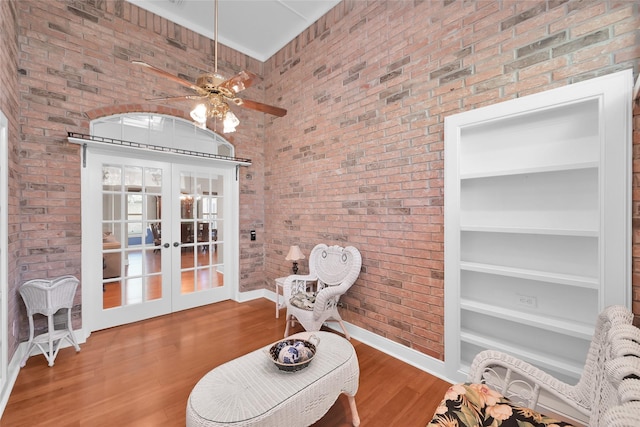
267 335 319 372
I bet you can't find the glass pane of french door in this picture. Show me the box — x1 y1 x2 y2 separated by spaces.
100 159 172 327
172 165 228 311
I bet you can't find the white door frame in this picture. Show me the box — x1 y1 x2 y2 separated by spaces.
73 128 244 339
0 111 10 413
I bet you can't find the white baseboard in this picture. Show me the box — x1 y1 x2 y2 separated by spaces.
0 344 24 418
326 321 451 383
250 288 454 384
234 288 265 303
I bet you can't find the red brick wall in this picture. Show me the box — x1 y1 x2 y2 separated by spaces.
264 0 640 358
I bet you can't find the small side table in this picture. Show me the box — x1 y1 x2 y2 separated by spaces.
275 277 287 318
19 275 81 367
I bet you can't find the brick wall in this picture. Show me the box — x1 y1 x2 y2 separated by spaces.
263 0 640 358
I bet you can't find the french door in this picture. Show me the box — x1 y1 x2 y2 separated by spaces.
171 165 230 312
88 153 235 331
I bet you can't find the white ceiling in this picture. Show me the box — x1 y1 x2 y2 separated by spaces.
127 0 342 62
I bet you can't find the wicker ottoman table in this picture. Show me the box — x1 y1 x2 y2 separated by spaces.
186 331 360 427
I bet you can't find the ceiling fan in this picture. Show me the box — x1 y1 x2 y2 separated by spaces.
132 0 286 133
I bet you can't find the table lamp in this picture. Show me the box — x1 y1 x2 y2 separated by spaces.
285 245 305 274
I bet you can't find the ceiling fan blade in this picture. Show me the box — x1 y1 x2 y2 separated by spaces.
235 98 287 117
145 95 206 102
219 71 257 94
132 61 203 93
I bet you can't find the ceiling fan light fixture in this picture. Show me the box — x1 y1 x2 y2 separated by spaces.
208 94 230 119
132 0 285 134
223 110 239 133
190 103 208 126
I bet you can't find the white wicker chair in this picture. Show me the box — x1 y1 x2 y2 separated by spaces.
19 275 81 367
283 244 362 340
429 305 640 426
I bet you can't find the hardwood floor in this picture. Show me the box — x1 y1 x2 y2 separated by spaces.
2 299 451 426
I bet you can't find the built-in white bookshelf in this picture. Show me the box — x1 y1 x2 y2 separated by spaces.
444 70 633 384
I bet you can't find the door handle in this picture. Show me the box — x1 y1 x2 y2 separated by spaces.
173 242 180 247
163 243 170 248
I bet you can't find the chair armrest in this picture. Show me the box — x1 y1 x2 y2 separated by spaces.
468 350 586 415
312 285 345 320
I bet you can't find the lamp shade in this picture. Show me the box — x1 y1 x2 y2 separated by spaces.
190 103 208 125
223 110 239 133
285 245 305 261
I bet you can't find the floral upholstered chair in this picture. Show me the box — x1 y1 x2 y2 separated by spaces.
430 383 574 426
429 305 640 427
283 244 362 339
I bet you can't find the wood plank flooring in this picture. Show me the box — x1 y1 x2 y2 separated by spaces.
2 299 451 426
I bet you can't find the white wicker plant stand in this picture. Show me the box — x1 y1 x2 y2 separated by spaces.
19 275 81 367
186 331 360 427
